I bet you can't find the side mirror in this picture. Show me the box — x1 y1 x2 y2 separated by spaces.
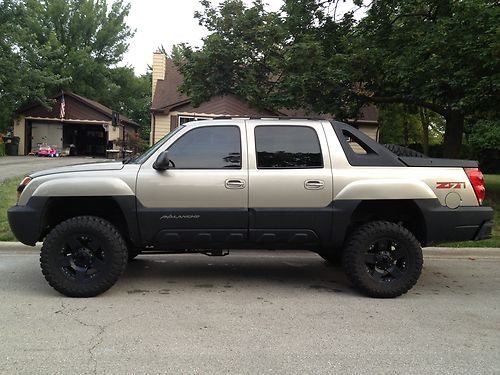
153 151 170 171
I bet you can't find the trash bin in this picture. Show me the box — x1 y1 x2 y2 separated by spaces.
4 136 20 156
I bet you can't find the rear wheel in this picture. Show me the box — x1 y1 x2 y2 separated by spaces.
342 221 423 298
40 216 128 297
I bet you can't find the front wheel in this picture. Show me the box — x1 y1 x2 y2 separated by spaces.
342 221 423 298
40 216 128 297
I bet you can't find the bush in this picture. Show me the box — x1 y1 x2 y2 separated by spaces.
0 143 4 157
468 120 500 173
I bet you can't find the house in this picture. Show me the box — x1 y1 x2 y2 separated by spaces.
13 91 139 156
150 52 379 144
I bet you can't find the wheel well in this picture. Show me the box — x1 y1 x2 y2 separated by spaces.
40 197 129 240
349 200 426 245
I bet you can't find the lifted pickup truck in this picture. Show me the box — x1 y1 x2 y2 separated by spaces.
8 118 493 298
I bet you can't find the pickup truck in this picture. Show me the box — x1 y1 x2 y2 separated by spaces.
8 118 494 298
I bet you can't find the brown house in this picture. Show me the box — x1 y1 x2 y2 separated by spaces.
150 53 379 144
14 91 139 156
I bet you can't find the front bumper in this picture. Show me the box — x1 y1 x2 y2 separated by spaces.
7 197 48 246
416 200 494 245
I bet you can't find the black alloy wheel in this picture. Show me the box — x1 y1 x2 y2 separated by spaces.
343 221 423 298
41 216 128 297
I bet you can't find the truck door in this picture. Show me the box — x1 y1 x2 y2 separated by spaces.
136 122 248 248
246 120 333 247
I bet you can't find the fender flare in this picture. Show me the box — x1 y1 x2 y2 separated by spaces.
335 179 436 200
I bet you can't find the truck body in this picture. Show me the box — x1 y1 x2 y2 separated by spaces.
8 119 494 298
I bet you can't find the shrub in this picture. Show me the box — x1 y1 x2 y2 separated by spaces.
468 120 500 173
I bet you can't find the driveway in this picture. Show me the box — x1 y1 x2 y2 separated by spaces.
0 156 108 183
1 246 499 374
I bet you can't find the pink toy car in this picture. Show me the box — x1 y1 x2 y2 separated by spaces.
37 145 59 157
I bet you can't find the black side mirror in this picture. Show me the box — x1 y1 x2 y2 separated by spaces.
153 151 170 171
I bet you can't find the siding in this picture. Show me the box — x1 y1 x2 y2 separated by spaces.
153 114 171 144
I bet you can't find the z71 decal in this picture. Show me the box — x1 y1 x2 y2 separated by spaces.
436 182 466 189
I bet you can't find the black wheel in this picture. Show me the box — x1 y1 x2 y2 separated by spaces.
318 251 343 266
40 216 128 297
383 144 426 158
342 221 423 298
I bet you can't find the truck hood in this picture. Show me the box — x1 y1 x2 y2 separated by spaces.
30 161 124 178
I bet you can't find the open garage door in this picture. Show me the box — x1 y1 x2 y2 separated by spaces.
63 123 107 156
31 122 63 151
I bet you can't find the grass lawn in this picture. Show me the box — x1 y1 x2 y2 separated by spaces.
0 176 20 241
0 174 499 247
441 174 500 248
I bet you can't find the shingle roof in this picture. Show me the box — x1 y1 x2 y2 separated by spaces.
152 58 378 124
17 91 140 127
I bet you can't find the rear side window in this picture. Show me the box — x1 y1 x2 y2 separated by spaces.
167 126 241 169
255 126 323 169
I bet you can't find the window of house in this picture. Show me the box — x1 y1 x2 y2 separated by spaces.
167 126 241 169
255 126 323 169
178 116 211 126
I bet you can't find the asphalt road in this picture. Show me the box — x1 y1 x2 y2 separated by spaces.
1 245 499 374
0 156 108 183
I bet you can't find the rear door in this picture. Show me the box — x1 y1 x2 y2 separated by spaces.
136 122 248 248
246 120 333 247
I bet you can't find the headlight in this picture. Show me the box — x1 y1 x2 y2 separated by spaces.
16 176 32 201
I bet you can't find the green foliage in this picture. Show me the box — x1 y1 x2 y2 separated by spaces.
175 0 500 157
378 105 421 145
467 120 500 173
0 0 151 135
0 176 18 241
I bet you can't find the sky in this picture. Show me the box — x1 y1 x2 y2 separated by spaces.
123 0 362 75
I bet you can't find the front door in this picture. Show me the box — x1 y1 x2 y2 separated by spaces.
136 123 248 249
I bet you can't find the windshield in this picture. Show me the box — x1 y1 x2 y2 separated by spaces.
132 126 185 164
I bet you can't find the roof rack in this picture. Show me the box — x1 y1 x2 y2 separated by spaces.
211 115 328 120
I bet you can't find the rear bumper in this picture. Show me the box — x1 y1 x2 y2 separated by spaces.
416 200 494 245
7 197 47 246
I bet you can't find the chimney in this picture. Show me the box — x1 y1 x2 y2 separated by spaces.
152 52 167 100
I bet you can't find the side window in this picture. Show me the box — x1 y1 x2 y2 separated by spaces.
255 126 323 169
167 126 241 169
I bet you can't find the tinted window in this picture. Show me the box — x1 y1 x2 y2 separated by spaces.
167 126 241 169
255 126 323 168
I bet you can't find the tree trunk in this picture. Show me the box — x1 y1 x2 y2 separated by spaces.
419 108 429 156
443 111 464 159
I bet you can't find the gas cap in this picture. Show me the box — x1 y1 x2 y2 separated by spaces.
445 192 462 209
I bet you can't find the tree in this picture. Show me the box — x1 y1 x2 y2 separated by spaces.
0 0 67 132
174 0 500 158
350 0 500 158
0 0 151 134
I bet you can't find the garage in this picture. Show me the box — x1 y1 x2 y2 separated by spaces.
13 91 139 156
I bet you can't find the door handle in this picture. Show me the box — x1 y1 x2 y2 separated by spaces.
225 179 246 189
304 180 325 190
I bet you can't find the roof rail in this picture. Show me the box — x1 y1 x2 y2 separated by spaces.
211 115 328 120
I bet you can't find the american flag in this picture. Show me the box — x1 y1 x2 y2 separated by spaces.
59 91 65 119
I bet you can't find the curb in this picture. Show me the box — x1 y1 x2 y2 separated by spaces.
0 242 499 258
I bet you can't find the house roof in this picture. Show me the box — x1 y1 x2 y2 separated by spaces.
152 58 378 124
17 91 140 127
151 59 190 112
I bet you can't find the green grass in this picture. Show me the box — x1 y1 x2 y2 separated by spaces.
0 174 499 247
0 176 20 241
441 174 500 248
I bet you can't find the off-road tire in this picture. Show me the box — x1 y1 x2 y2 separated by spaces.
383 144 426 158
343 221 423 298
40 216 128 297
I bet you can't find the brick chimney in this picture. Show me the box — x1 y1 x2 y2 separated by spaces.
152 52 167 100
